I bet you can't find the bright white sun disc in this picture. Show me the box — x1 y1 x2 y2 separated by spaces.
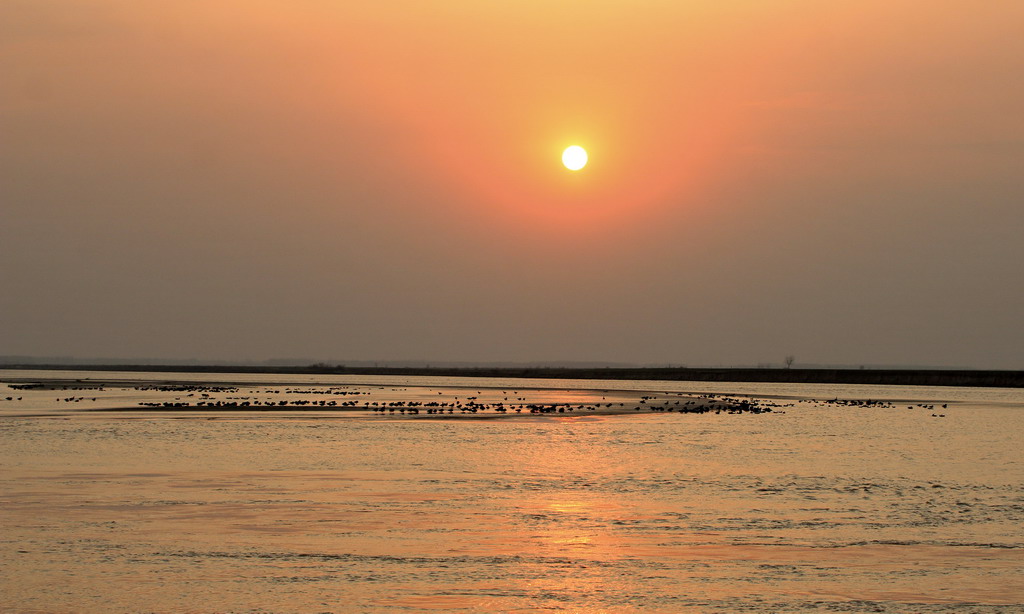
562 145 588 171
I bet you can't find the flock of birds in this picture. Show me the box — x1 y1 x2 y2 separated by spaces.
122 387 774 415
362 394 770 415
135 385 370 409
1 382 955 419
813 397 949 417
2 383 774 416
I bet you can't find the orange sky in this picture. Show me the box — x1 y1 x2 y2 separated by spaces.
2 1 1022 367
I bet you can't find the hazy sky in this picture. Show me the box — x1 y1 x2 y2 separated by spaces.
2 1 1022 368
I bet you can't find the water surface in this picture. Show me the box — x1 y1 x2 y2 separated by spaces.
1 370 1021 612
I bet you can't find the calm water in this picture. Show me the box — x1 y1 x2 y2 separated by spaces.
1 370 1022 612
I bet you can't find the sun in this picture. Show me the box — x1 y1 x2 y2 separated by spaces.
562 145 588 171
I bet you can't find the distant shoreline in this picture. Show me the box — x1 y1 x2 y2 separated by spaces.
2 364 1022 388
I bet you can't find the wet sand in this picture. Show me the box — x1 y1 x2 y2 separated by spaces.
0 376 777 419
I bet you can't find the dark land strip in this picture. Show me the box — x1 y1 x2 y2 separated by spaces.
2 364 1022 387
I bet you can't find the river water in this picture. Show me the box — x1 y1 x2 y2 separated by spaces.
1 370 1022 612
